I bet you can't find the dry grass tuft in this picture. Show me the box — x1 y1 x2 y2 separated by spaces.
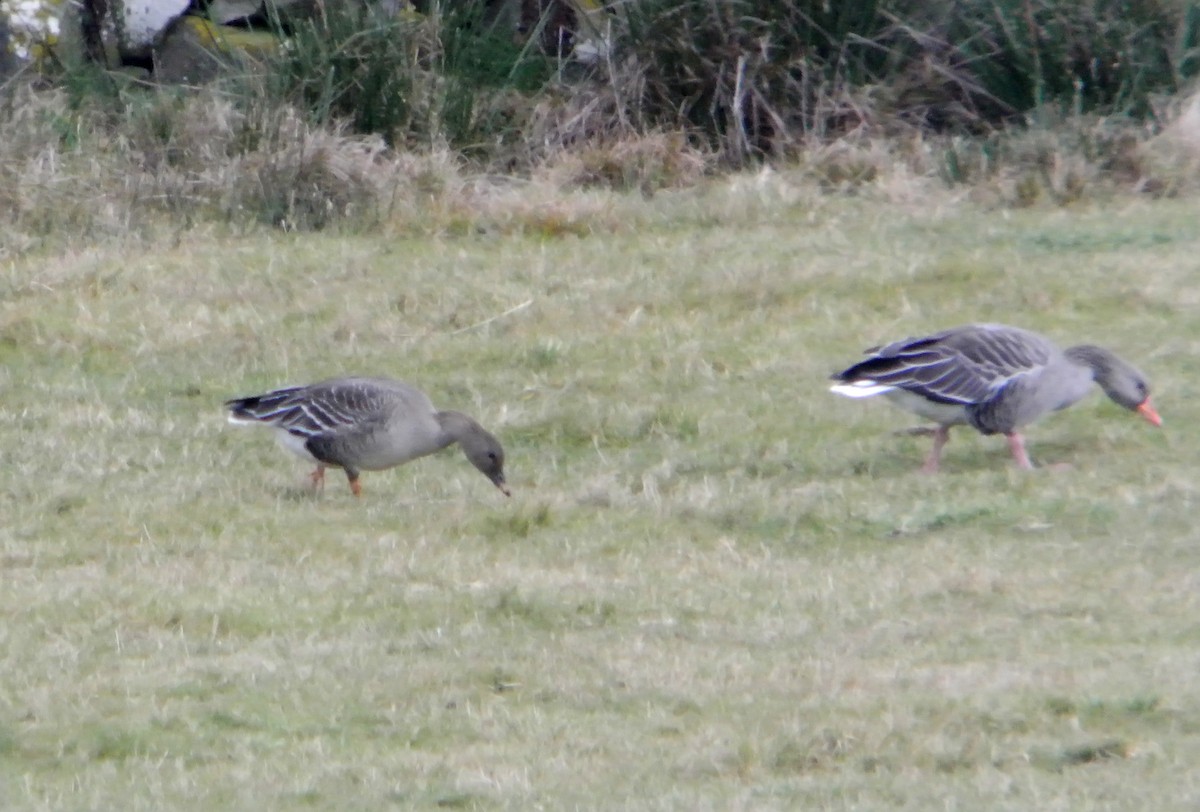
1138 91 1200 196
1 70 1198 260
0 85 400 247
537 131 711 194
0 80 701 250
226 107 392 231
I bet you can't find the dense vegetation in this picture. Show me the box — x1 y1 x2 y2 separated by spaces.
260 0 1200 157
0 0 1198 243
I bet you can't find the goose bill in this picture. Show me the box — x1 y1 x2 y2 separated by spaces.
1137 398 1162 427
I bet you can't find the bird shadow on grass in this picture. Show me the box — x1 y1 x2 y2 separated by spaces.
265 482 464 508
848 432 1090 478
1023 439 1089 471
269 483 325 503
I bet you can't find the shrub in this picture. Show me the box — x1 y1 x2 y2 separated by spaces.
608 0 1200 160
257 0 557 149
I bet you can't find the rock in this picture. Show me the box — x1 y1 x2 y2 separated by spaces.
206 0 321 27
120 0 190 56
0 14 19 78
152 15 277 84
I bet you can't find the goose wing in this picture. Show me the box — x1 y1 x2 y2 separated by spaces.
225 378 398 438
833 324 1057 406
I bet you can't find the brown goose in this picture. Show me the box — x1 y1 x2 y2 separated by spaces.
225 377 510 497
830 324 1161 472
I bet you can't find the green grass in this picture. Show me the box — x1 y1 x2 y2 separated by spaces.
2 180 1200 809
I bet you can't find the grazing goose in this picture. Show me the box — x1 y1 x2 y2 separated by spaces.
830 323 1161 472
225 377 510 497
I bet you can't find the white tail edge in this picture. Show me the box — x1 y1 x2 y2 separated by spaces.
830 381 895 398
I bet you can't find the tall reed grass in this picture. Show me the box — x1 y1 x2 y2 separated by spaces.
0 0 1196 247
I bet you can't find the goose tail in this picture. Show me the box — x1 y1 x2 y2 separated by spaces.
830 380 895 399
224 388 304 426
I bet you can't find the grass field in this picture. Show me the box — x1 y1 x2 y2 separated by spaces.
2 176 1199 810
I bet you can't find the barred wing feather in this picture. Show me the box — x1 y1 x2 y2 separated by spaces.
835 326 1057 406
225 383 383 438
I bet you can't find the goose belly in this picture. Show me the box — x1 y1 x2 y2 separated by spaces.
275 429 323 465
884 390 970 425
349 423 447 471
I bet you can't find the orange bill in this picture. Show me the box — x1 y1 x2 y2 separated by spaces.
1137 398 1162 427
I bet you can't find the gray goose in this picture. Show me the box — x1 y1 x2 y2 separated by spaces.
225 377 510 497
830 324 1161 472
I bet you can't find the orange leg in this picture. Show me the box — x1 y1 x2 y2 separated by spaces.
348 475 362 498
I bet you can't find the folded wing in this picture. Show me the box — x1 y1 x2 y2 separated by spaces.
225 382 385 439
832 324 1057 406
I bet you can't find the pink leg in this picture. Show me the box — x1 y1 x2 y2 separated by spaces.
310 465 326 492
921 426 950 474
1006 433 1033 470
